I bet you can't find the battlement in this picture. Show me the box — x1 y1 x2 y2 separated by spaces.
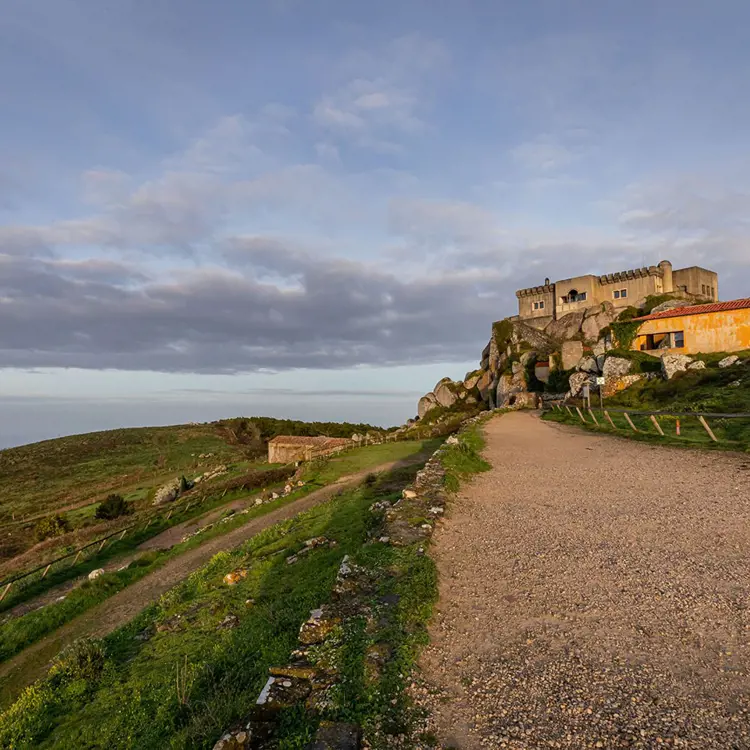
598 266 661 285
516 284 554 298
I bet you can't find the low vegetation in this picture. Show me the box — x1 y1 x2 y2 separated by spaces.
0 440 437 670
0 464 430 748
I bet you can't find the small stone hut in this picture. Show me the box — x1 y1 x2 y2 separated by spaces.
268 436 352 464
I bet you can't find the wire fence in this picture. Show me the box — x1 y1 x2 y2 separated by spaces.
0 472 289 606
544 403 750 450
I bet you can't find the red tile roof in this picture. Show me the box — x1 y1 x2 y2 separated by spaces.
632 298 750 322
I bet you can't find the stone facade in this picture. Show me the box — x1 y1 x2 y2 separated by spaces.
268 436 352 464
516 260 718 329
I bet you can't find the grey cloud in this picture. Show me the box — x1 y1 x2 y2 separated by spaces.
0 243 504 372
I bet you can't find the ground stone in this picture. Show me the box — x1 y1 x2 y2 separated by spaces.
602 356 633 379
719 355 740 368
561 341 584 371
662 353 693 379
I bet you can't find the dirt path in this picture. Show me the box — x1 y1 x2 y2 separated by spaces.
0 453 427 706
420 412 750 749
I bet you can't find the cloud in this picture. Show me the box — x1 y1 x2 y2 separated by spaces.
0 236 504 372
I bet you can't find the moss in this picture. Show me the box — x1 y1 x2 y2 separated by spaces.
492 319 514 349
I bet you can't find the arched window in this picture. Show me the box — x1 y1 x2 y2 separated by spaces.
562 288 587 303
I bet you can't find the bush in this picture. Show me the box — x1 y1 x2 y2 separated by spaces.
94 494 134 521
50 638 106 682
546 368 574 393
34 515 70 541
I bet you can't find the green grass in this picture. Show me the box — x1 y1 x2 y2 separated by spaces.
0 441 436 668
440 422 492 492
0 463 434 749
544 407 750 452
299 439 439 488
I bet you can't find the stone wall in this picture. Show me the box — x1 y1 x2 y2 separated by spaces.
212 413 490 750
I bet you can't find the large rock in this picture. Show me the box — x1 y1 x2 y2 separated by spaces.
602 356 633 379
153 478 181 505
463 372 481 390
719 355 740 368
488 336 502 375
545 311 585 342
601 374 643 398
688 360 706 371
418 393 438 418
581 303 617 342
561 341 584 370
511 392 540 409
661 353 693 379
568 371 596 398
577 356 600 374
650 299 692 315
433 379 458 408
476 370 493 402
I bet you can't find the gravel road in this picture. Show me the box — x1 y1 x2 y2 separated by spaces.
419 412 750 749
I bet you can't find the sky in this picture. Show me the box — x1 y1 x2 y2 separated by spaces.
2 0 750 448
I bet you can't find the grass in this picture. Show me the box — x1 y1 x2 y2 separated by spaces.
0 416 387 567
0 463 433 749
440 422 492 492
0 440 436 668
0 422 492 749
544 406 750 452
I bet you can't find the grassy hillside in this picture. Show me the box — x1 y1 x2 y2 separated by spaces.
0 417 384 567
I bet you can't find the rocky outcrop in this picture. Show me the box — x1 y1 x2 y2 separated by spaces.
688 360 706 371
581 303 617 342
602 356 633 379
433 378 458 408
650 299 692 315
601 374 643 398
662 353 693 379
578 356 599 374
417 393 438 419
568 371 596 398
546 311 586 342
561 341 584 370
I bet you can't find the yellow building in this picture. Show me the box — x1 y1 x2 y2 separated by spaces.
516 260 718 330
632 299 750 355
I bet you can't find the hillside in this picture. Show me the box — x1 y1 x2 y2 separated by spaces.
0 417 384 568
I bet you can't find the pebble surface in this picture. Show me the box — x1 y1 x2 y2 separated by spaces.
418 412 750 749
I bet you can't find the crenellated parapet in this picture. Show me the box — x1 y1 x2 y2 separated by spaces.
516 284 555 298
598 266 661 285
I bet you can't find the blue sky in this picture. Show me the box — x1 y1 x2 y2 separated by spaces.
2 0 750 447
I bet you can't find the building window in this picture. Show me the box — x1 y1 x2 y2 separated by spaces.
562 289 587 303
613 288 628 300
642 331 685 351
711 286 715 298
539 300 545 309
702 284 706 295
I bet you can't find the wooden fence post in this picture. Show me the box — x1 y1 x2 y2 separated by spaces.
588 409 600 427
119 529 127 541
0 582 11 603
42 564 51 579
184 501 191 513
575 407 587 423
565 406 574 417
166 509 173 520
74 550 83 565
676 419 681 436
624 413 639 432
603 411 617 430
650 415 665 436
698 415 719 442
98 539 107 552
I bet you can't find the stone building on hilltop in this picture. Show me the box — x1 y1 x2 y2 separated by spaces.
516 260 718 330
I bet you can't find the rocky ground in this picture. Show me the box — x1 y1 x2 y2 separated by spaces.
418 412 750 749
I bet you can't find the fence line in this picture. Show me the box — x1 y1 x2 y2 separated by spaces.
0 468 293 601
546 403 750 447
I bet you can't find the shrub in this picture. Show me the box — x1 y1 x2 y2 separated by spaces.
34 515 70 541
95 494 134 521
50 638 106 682
546 368 574 393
